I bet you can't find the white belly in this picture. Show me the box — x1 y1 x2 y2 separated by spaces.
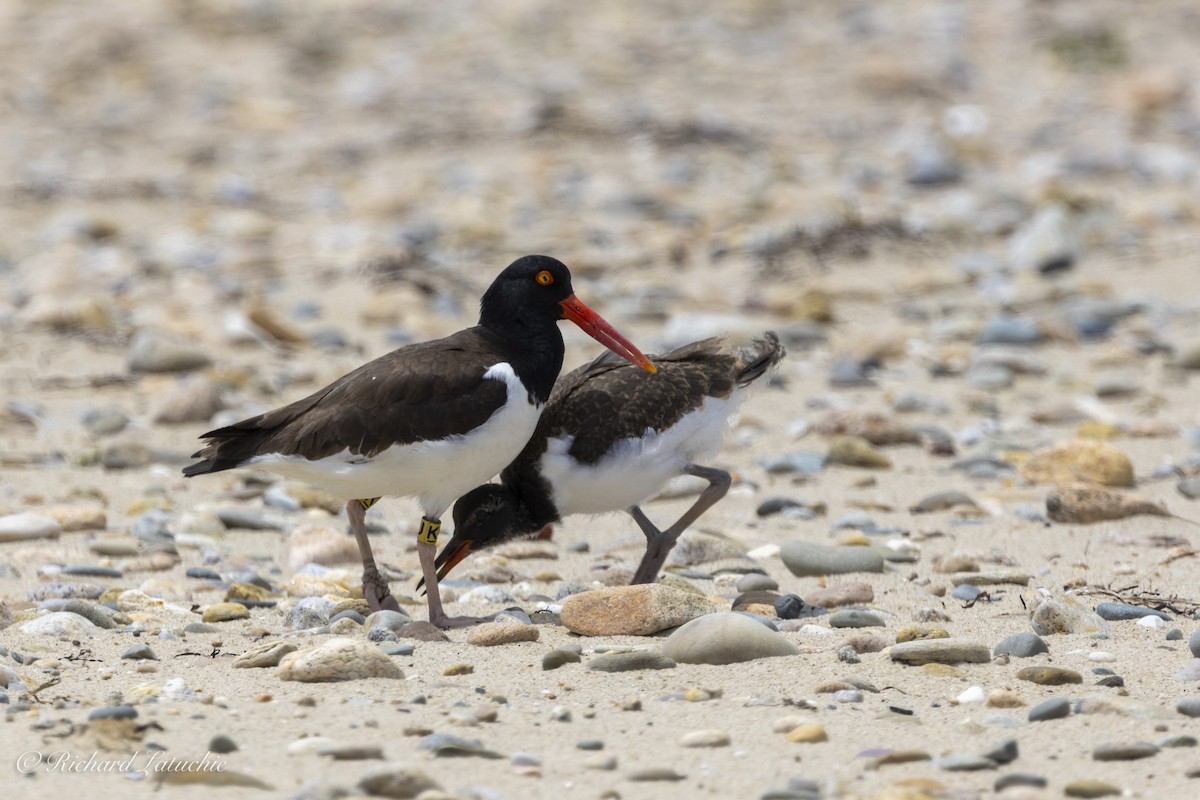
543 393 739 516
247 363 541 518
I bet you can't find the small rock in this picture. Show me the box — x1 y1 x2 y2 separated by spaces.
983 738 1019 764
234 640 298 669
588 650 676 672
780 541 884 577
356 764 441 798
1047 483 1170 524
994 632 1049 658
88 705 137 721
933 754 996 771
828 610 885 628
774 593 824 619
1020 440 1134 487
679 729 731 748
100 439 153 469
1176 698 1200 718
662 612 800 665
1064 779 1122 798
60 600 116 629
1095 602 1171 621
278 638 404 682
0 513 62 542
560 584 718 636
466 620 539 646
128 330 212 373
19 611 97 638
203 602 250 623
1031 593 1110 635
736 574 779 592
994 774 1048 791
825 436 891 469
1017 666 1082 686
806 582 874 608
889 638 990 665
909 490 978 514
1028 698 1072 722
121 643 157 661
785 724 828 744
209 734 238 754
542 649 582 670
153 375 227 424
1092 742 1160 761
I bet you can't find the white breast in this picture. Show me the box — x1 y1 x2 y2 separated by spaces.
542 392 741 516
248 363 541 518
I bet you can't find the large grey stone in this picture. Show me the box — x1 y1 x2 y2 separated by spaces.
662 612 800 665
780 541 884 577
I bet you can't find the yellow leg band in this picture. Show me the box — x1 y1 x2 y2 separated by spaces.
418 516 440 545
358 498 380 510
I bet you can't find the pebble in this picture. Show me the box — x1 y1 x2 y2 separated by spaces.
0 513 62 542
88 705 137 721
679 729 731 748
1092 741 1159 761
277 638 404 682
889 639 990 665
1095 602 1171 621
993 632 1049 658
774 594 824 619
19 611 97 638
356 765 441 798
416 733 500 758
559 584 718 636
1176 698 1200 718
983 738 1019 764
825 436 891 469
127 330 212 373
587 650 676 672
99 439 154 469
758 452 826 476
909 490 977 514
81 406 129 437
661 612 800 665
1031 593 1110 636
978 313 1041 345
785 724 828 744
365 610 412 632
1020 440 1134 487
736 573 779 592
209 734 238 754
827 610 885 628
121 643 158 660
806 582 874 608
234 640 298 669
60 599 116 629
1017 666 1082 686
779 541 884 577
202 602 251 623
1047 483 1171 524
542 649 582 671
1178 475 1200 499
1028 698 1072 722
466 619 539 646
994 773 1048 791
933 754 996 771
1064 779 1122 798
756 498 825 520
61 564 123 578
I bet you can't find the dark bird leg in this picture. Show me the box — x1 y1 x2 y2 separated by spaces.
627 465 732 585
346 499 401 613
417 516 492 628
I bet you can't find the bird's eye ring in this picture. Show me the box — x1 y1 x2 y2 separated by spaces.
535 270 554 286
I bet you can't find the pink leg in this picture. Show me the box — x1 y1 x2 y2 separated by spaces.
346 500 401 613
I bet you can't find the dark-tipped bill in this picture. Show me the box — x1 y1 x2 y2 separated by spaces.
559 295 656 373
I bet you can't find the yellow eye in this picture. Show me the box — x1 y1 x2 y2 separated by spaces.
535 270 554 286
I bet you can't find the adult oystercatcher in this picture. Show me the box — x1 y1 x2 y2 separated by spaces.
183 255 655 628
429 332 784 588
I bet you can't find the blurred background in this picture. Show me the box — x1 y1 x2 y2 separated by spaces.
1 0 1198 405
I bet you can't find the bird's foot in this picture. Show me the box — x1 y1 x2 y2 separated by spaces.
362 567 401 613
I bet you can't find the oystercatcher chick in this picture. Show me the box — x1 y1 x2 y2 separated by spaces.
430 332 784 588
183 255 655 628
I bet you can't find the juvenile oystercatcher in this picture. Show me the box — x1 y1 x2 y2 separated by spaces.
429 332 784 588
183 255 655 628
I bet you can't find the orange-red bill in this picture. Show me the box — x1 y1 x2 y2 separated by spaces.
434 540 473 583
559 295 656 373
